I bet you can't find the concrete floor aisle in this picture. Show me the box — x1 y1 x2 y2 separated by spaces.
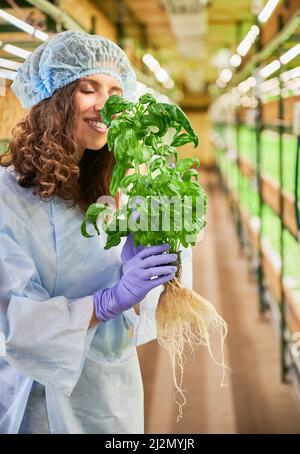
137 170 300 434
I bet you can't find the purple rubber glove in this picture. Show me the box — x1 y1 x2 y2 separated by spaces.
121 233 146 264
94 244 178 322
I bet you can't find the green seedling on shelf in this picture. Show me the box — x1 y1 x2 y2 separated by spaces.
81 93 228 420
216 126 300 290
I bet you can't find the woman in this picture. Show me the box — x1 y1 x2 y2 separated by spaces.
0 31 192 434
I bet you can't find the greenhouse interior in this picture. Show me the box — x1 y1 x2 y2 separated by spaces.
0 0 300 436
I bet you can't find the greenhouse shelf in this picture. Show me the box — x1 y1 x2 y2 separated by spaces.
215 135 300 384
238 154 300 240
239 127 300 201
216 155 300 328
212 0 300 399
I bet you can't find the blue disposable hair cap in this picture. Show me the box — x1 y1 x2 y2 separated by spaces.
11 30 137 109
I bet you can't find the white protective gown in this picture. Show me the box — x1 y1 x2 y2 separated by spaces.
0 166 193 434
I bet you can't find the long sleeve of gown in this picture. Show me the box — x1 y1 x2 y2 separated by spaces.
0 167 101 396
0 233 95 394
0 230 97 396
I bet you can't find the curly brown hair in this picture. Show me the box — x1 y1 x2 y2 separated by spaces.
0 80 117 213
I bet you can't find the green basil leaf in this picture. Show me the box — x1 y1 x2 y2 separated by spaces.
81 203 109 237
114 129 138 165
140 113 168 137
85 203 105 224
168 183 181 197
100 95 133 126
149 157 167 172
139 93 157 105
180 237 189 248
134 145 153 164
119 173 140 188
171 133 194 147
108 119 132 151
109 164 126 196
133 231 149 246
182 168 199 182
144 134 158 149
152 103 198 147
104 231 124 249
80 219 94 238
152 174 171 191
157 145 178 159
176 158 200 173
135 175 149 195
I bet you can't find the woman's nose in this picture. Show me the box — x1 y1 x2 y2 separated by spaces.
94 91 110 111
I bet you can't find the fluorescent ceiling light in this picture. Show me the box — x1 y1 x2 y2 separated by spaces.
142 54 159 72
219 68 232 83
247 76 257 88
231 87 240 96
0 57 21 70
238 80 251 94
261 87 280 98
250 25 260 37
285 77 300 91
2 44 31 59
260 77 279 93
258 0 280 23
216 78 226 88
143 53 173 88
259 59 281 78
280 44 300 65
236 25 260 58
237 38 253 57
230 54 242 67
0 68 17 80
0 9 48 41
237 77 257 94
154 67 169 84
163 78 174 89
281 66 300 82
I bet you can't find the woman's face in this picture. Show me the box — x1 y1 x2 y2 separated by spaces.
75 73 123 155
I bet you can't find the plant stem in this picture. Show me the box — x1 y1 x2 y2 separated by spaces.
173 249 182 279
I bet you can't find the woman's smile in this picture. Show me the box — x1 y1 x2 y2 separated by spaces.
75 74 123 153
84 118 108 133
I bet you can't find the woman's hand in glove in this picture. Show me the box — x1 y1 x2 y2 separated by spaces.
121 232 146 264
93 243 177 322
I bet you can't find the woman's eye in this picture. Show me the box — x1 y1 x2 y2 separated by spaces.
81 90 94 94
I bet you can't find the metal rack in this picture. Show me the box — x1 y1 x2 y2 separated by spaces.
213 5 300 391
